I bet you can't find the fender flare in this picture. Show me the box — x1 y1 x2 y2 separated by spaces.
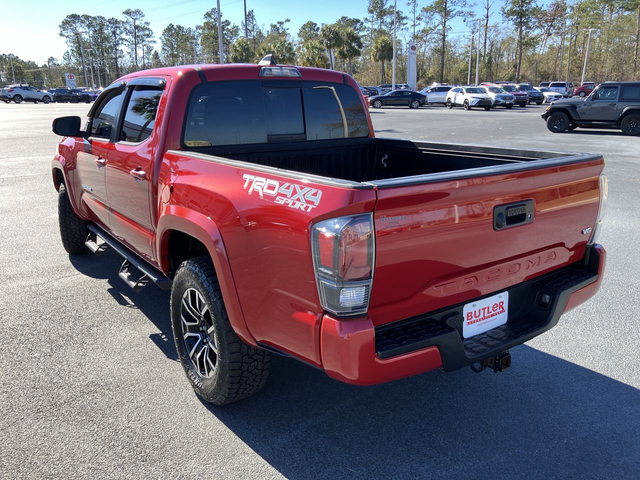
156 206 257 347
618 107 640 121
548 106 579 121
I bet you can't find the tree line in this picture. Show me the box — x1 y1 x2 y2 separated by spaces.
2 0 639 90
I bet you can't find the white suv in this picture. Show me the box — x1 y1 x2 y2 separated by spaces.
548 81 574 98
446 86 494 110
0 85 53 104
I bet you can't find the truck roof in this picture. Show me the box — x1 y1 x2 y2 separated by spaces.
114 64 349 85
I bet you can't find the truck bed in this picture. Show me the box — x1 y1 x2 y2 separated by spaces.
181 137 597 186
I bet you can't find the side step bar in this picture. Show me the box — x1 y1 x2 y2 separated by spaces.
86 224 172 292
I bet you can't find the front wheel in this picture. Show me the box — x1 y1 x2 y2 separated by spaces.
536 101 543 105
410 100 420 109
13 95 23 104
171 257 271 406
446 99 453 109
506 105 513 109
373 100 382 108
58 183 89 254
463 100 470 110
484 106 491 111
621 114 640 135
546 112 570 133
579 91 586 97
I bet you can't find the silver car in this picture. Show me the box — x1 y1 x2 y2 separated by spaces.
478 86 515 109
0 84 53 104
419 85 453 105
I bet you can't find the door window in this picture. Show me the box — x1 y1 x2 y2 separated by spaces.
119 87 163 143
596 86 618 100
89 89 125 139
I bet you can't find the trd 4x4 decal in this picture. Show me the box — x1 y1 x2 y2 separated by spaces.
242 174 322 212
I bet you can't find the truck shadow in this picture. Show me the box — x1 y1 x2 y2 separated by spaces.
202 347 639 479
69 250 176 361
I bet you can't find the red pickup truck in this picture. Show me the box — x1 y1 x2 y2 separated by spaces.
51 60 607 405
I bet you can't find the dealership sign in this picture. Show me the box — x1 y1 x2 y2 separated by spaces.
65 73 76 88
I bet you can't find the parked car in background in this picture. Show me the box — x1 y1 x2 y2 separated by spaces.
377 83 410 94
537 88 564 103
573 82 596 97
548 81 574 98
446 86 493 110
369 89 427 108
0 84 53 104
484 84 528 107
516 83 544 105
88 90 102 101
419 85 453 105
52 88 92 103
364 86 381 95
478 86 515 109
539 81 550 88
542 81 640 135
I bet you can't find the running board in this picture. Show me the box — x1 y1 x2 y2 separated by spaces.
87 224 172 292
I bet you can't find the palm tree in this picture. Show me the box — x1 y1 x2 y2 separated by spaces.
336 28 363 75
321 24 343 70
372 35 394 83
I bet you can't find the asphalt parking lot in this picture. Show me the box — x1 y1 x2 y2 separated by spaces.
1 102 638 479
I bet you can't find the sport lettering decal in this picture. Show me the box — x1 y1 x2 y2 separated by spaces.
242 174 322 213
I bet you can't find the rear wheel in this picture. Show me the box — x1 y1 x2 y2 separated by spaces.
536 101 543 105
621 114 640 135
579 91 586 97
506 105 513 109
58 183 89 254
171 257 271 406
43 96 51 104
13 95 22 104
484 106 491 111
463 100 471 110
373 100 382 108
410 100 420 109
546 111 570 133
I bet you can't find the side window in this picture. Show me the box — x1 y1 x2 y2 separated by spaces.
119 87 163 143
621 85 640 101
597 86 618 100
90 89 125 139
303 83 369 140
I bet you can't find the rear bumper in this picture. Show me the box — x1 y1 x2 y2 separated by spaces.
320 244 605 385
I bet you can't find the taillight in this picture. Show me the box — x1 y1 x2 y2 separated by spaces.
311 214 375 316
7 89 14 92
588 174 608 245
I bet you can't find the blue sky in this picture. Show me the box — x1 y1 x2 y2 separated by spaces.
2 0 491 65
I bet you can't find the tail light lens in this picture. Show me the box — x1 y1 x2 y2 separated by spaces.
311 214 375 316
588 174 608 245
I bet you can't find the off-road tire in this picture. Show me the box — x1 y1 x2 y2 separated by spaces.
546 111 570 133
410 100 420 109
373 100 382 108
171 257 271 406
463 100 471 110
58 183 89 254
13 95 23 104
620 114 640 135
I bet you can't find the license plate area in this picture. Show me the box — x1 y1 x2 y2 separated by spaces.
463 292 509 338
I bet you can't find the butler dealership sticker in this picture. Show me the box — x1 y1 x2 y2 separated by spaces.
462 292 509 338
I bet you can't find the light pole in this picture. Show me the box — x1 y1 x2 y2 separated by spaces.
75 33 88 87
467 32 473 85
581 28 597 85
216 0 224 64
85 48 97 89
475 20 481 85
392 0 397 90
9 54 16 83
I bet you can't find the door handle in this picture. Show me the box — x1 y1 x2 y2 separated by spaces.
95 156 106 168
608 103 616 106
130 168 147 182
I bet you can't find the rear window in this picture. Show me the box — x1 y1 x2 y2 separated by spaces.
621 85 640 100
550 82 567 88
183 80 370 147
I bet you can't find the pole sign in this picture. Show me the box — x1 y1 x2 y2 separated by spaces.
407 41 417 91
65 73 76 88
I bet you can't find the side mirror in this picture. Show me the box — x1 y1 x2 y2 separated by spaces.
591 93 599 100
52 116 85 137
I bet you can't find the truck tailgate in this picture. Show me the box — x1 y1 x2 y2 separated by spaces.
368 156 605 327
